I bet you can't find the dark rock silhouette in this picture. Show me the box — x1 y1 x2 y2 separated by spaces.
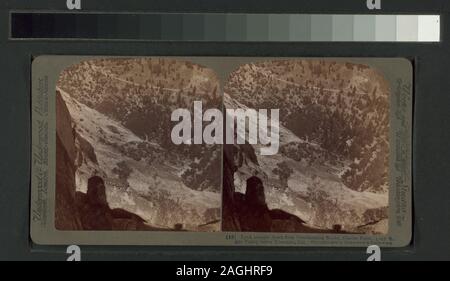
332 224 343 233
245 176 267 207
174 224 183 231
75 176 114 230
238 177 271 231
75 176 153 231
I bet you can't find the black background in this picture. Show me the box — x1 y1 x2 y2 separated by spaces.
0 0 449 261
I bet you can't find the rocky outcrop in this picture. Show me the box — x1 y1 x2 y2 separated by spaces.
222 144 342 233
74 176 157 231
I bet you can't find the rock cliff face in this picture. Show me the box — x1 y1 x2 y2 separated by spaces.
222 145 243 231
55 90 82 230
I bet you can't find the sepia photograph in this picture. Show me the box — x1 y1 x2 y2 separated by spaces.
222 60 390 234
55 58 222 231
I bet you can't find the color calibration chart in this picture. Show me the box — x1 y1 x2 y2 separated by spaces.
11 13 440 42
